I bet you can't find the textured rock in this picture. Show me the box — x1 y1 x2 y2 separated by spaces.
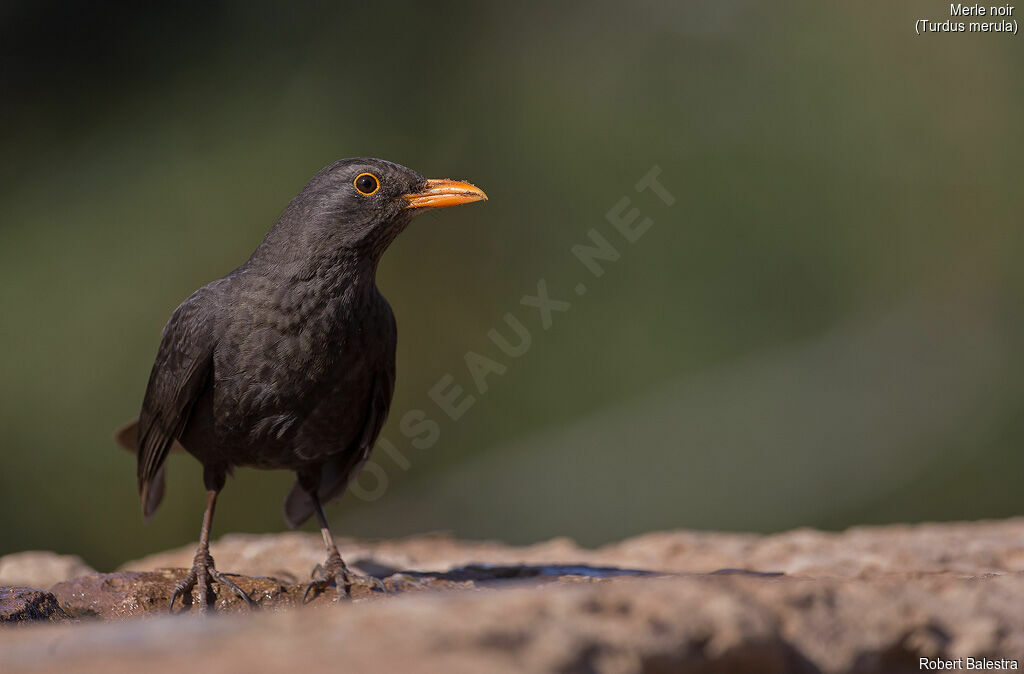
49 568 477 619
51 570 290 618
3 573 1024 673
0 587 70 623
118 517 1024 581
0 552 96 589
4 519 1024 673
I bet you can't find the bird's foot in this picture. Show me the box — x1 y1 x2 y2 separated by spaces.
302 550 386 603
169 547 255 614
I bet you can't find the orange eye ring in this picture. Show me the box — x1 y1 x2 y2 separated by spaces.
353 172 381 196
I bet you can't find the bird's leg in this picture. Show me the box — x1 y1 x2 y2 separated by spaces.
302 493 386 603
169 489 255 614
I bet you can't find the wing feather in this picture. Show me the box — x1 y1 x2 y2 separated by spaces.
136 289 217 519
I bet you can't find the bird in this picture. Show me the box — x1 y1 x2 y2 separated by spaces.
114 158 487 612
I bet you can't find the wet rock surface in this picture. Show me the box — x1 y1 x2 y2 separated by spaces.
48 567 477 618
51 570 291 618
0 587 70 623
3 519 1024 673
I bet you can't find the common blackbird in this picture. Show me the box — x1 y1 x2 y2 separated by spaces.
115 158 487 612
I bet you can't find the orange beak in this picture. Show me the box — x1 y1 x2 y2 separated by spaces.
401 179 488 210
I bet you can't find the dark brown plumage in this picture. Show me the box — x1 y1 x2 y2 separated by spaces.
116 158 486 611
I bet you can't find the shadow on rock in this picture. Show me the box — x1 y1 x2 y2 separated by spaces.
357 560 662 585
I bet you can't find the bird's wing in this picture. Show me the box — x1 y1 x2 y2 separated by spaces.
282 366 395 529
114 418 186 454
114 418 186 517
137 289 217 520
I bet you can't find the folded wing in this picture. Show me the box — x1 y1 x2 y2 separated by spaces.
136 289 217 520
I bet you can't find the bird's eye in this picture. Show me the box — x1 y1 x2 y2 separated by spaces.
354 172 380 196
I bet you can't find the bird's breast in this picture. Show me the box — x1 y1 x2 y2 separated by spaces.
206 282 395 466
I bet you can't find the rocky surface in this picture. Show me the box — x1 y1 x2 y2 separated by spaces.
0 551 95 588
2 519 1024 673
0 588 70 623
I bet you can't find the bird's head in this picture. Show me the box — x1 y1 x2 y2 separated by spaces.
264 157 487 266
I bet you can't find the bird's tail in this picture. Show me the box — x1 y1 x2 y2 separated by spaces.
283 482 315 530
113 419 139 453
139 467 167 522
113 418 168 521
282 450 368 529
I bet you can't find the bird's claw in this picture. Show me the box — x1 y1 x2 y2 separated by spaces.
302 551 386 603
169 548 255 614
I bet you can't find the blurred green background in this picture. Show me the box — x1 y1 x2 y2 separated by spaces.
1 1 1021 571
